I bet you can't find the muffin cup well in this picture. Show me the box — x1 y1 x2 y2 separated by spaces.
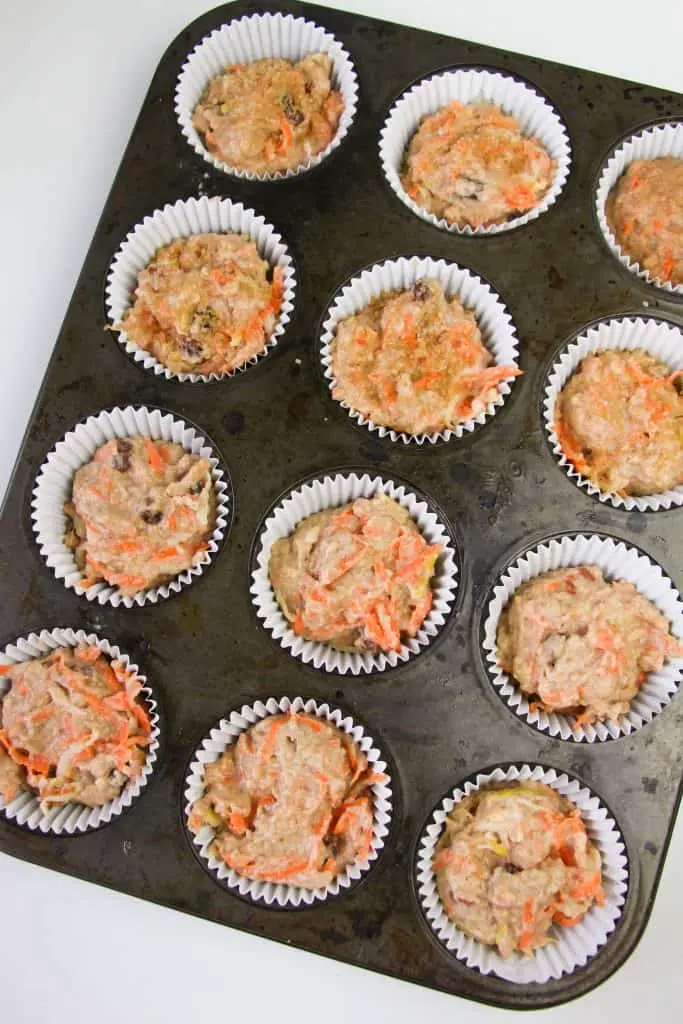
319 256 520 444
184 696 393 908
595 121 683 294
482 534 683 742
0 628 160 834
416 764 628 984
175 11 358 182
543 316 683 511
31 406 231 608
106 196 297 383
250 471 459 675
379 67 571 236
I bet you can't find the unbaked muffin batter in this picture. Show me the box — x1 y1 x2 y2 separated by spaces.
189 712 380 888
0 644 151 808
606 158 683 286
497 566 683 726
268 494 441 653
555 349 683 496
118 233 284 376
193 55 344 175
434 782 604 958
401 101 555 229
331 278 520 435
66 436 215 597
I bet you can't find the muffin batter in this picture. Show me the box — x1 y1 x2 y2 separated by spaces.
118 233 284 376
0 644 151 808
331 278 520 434
189 712 380 888
193 55 344 175
66 436 215 597
268 494 441 653
606 158 683 286
555 349 683 496
401 101 555 229
434 781 604 958
497 566 683 726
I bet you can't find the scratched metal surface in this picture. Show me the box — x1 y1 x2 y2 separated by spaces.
0 0 681 1009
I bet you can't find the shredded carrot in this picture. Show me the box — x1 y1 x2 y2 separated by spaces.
146 440 164 473
554 910 583 927
0 664 14 675
213 266 234 286
293 610 305 636
73 644 101 664
572 710 593 731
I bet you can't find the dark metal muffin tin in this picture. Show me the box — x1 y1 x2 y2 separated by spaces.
0 0 681 1010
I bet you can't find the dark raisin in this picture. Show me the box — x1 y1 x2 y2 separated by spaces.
180 338 204 360
190 478 206 496
140 509 163 525
112 437 132 472
504 863 522 874
191 306 217 334
281 93 304 125
412 280 430 302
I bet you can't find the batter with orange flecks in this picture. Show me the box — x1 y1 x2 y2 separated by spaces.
189 712 382 889
401 101 555 229
65 436 215 597
554 349 683 496
434 781 604 958
331 278 520 435
269 494 441 653
606 158 683 286
497 566 683 727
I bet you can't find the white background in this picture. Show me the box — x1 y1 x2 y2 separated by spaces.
1 1 682 1020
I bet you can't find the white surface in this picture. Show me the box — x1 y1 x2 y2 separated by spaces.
0 1 682 1021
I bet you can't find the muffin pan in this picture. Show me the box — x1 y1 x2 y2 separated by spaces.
0 0 682 1011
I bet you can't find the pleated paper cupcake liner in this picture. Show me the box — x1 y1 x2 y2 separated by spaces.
184 696 392 907
482 534 683 741
106 195 297 383
416 764 628 984
319 256 520 444
595 121 683 294
31 406 231 608
250 472 458 675
0 628 160 834
543 316 683 511
175 11 358 181
379 67 571 235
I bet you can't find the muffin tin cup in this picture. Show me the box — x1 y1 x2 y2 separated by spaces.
482 534 683 742
379 67 571 236
31 405 231 608
184 695 393 908
175 11 359 182
250 471 459 675
319 256 520 445
106 195 297 383
543 316 683 511
595 121 683 294
416 764 629 984
0 628 160 835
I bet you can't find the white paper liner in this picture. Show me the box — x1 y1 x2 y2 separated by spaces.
105 196 297 383
543 317 683 511
31 406 231 608
379 68 571 236
320 256 520 444
0 628 160 835
482 535 683 742
595 121 683 294
250 472 458 674
416 764 628 984
184 696 392 907
175 12 358 182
